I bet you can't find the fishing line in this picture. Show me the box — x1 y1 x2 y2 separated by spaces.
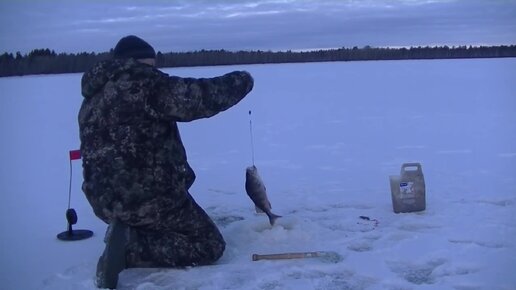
249 110 255 166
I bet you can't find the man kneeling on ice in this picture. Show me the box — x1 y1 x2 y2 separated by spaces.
79 35 254 289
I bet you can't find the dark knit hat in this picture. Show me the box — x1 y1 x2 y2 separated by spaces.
113 35 156 59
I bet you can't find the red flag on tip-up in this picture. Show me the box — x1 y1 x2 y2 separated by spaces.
69 150 81 160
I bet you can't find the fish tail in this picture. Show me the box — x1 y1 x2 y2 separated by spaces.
268 213 282 226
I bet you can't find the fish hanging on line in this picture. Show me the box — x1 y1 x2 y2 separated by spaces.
245 165 281 226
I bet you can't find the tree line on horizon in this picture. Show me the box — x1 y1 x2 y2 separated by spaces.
1 45 515 77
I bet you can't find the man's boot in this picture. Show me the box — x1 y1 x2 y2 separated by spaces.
96 219 128 289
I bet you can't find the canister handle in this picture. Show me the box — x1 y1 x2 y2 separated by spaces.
401 163 422 173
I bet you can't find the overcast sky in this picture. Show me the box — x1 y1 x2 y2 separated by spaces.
0 0 515 54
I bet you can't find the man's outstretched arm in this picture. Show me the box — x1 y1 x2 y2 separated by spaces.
149 71 254 122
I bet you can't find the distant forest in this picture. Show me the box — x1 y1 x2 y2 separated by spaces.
1 45 515 77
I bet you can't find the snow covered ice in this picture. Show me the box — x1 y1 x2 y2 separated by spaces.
0 58 515 290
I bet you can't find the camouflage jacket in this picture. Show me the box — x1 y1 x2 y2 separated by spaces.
79 58 253 226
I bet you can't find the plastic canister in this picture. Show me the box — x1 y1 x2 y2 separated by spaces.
390 163 426 213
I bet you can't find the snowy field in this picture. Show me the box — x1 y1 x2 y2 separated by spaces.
0 58 515 290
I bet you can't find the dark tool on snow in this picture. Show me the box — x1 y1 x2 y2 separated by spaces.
252 251 342 263
57 150 93 241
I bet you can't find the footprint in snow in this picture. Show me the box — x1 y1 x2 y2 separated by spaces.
387 259 447 285
387 258 479 286
473 198 514 207
347 241 374 252
448 239 506 249
347 234 381 253
213 215 245 227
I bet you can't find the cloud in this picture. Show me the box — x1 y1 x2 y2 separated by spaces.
0 0 515 53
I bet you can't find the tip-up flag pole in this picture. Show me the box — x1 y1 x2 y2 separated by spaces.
57 149 93 241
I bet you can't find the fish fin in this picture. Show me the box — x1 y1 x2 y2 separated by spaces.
268 213 282 226
255 205 265 214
